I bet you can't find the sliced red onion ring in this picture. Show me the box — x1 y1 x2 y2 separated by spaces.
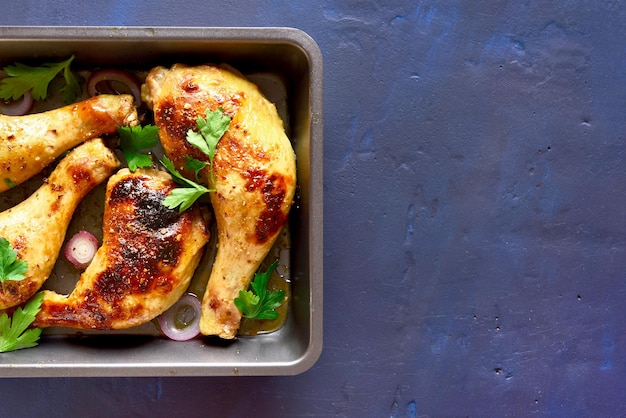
86 69 142 106
64 230 99 270
0 91 34 116
158 293 201 341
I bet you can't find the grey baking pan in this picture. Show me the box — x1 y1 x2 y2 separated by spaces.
0 26 323 377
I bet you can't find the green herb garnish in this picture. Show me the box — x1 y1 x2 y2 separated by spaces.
185 155 208 181
234 261 286 320
0 292 43 353
3 178 16 189
0 237 28 291
0 55 81 103
118 125 160 171
160 107 230 211
186 107 231 186
161 156 211 212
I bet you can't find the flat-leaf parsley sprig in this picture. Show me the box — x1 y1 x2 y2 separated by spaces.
0 55 81 104
186 107 231 186
0 239 42 354
161 157 211 212
0 237 28 291
117 125 160 171
234 261 286 320
184 155 208 181
0 292 44 353
160 107 231 212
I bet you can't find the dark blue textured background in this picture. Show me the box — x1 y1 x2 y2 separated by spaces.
2 1 625 416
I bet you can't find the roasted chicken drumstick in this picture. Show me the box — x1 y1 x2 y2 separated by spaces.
143 64 297 339
33 168 209 330
0 138 120 310
0 94 137 193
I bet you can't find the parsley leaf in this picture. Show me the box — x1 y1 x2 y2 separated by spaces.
186 108 231 185
0 55 80 103
185 155 208 181
3 178 17 189
163 187 208 213
0 292 43 353
159 108 230 212
234 261 286 320
118 125 160 171
0 237 28 291
60 63 82 104
161 156 211 212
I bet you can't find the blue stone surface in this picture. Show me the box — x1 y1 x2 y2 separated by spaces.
1 1 625 416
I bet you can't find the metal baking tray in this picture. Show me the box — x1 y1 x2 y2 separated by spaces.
0 26 323 377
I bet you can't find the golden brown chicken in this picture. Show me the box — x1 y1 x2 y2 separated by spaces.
143 64 297 339
33 167 209 330
0 94 137 193
0 138 120 310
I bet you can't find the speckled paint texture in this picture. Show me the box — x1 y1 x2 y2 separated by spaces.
1 1 625 416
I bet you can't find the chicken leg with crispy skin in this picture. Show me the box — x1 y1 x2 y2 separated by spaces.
0 138 120 310
143 64 296 339
33 168 209 330
0 94 137 193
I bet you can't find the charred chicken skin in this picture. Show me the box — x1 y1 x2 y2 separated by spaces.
143 64 297 339
0 94 138 193
33 168 209 330
0 138 120 310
